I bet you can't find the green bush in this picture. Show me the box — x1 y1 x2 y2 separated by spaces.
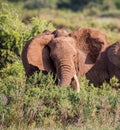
0 3 55 68
0 3 30 68
115 0 120 9
57 0 104 11
30 17 55 37
0 61 120 129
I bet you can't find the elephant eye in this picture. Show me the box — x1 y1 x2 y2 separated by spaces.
73 54 76 59
99 41 104 45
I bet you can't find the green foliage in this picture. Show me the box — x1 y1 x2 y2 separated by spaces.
115 0 120 9
57 0 104 11
30 17 55 37
0 63 120 129
23 0 58 10
2 0 120 11
0 3 55 68
0 3 29 68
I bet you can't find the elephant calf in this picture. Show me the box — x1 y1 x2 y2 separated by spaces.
86 41 120 88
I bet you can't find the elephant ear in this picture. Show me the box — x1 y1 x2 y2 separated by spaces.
70 28 108 63
27 33 55 72
85 28 108 62
107 41 120 67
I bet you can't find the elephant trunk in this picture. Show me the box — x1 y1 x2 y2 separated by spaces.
107 41 120 67
58 61 80 92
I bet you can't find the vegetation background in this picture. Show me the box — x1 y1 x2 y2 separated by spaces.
0 0 120 129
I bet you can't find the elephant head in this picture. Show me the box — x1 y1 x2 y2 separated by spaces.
107 41 120 85
107 41 120 68
48 36 80 92
69 28 108 63
85 41 120 87
22 29 80 92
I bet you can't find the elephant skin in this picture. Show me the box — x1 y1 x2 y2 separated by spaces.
69 28 108 63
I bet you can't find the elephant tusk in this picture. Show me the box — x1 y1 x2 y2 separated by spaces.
58 78 61 86
73 74 80 93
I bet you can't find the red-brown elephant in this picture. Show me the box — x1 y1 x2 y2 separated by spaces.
86 41 120 88
22 28 108 92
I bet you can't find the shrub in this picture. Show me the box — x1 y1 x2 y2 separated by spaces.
0 3 55 68
0 3 30 68
8 0 59 10
30 17 55 37
0 62 120 128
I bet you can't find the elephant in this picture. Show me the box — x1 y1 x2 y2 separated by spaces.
22 29 69 76
22 28 108 92
85 41 120 88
